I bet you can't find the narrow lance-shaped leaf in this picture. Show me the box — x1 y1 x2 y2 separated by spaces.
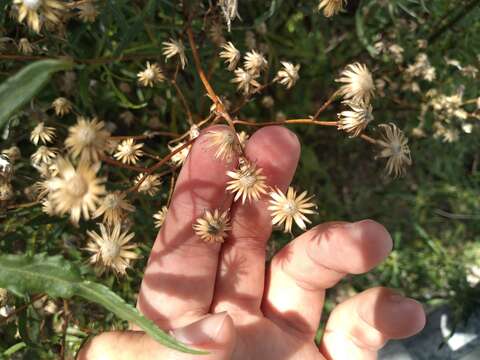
0 59 73 130
0 253 206 355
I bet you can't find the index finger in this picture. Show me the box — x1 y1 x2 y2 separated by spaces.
137 125 239 329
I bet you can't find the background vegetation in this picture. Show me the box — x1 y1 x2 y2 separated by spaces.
0 0 479 358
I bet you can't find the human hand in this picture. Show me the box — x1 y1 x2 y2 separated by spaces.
78 126 426 360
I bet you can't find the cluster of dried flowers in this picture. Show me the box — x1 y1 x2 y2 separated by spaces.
2 0 415 279
371 32 479 145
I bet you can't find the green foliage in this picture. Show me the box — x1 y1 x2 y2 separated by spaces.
0 254 202 355
0 60 72 130
0 0 479 358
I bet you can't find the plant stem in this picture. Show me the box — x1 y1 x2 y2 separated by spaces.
233 119 338 127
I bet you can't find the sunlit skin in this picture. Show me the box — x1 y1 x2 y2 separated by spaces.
78 126 426 360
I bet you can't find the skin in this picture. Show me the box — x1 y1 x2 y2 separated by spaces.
78 126 426 360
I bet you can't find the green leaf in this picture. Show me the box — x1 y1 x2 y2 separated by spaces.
0 59 73 130
0 253 205 355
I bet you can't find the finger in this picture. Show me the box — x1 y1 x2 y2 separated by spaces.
262 220 393 338
137 125 239 328
211 126 300 317
77 312 236 360
319 287 426 360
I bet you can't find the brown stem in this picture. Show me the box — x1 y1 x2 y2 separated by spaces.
7 201 39 210
109 131 179 141
186 26 244 155
312 92 339 119
170 63 193 125
360 134 378 145
128 139 195 193
0 294 46 326
100 155 147 172
60 300 69 360
186 27 219 105
233 119 338 127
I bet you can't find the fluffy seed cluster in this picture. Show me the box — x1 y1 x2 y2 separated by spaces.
226 160 268 203
375 123 412 178
163 38 187 69
114 139 144 164
30 122 56 145
337 101 374 137
219 42 241 71
193 209 231 243
85 223 139 275
137 62 164 87
153 206 168 229
318 0 346 17
65 117 110 163
14 0 66 33
205 129 241 162
268 187 316 233
47 157 106 224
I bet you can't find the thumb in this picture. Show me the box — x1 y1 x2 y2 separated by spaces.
77 312 236 360
170 312 236 359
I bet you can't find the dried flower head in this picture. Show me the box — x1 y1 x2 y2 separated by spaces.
134 173 161 196
205 129 240 162
31 146 58 165
76 1 98 23
2 146 21 163
337 101 374 137
65 117 110 163
0 154 13 182
219 42 241 71
237 131 249 147
336 62 375 104
93 191 135 226
226 161 268 203
14 0 66 32
52 97 72 117
18 38 33 54
219 0 240 31
244 50 268 75
85 223 139 275
162 38 187 69
114 139 144 165
169 142 191 166
0 182 14 202
275 61 300 89
41 197 57 215
137 62 164 87
193 209 231 244
208 22 225 46
48 157 106 224
375 123 412 178
153 206 168 229
268 187 316 233
318 0 345 17
231 67 260 95
30 122 55 145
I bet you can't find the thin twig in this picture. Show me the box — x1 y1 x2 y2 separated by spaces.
100 155 147 172
170 63 193 125
60 300 69 360
0 294 46 326
313 92 339 119
7 201 39 210
109 131 179 141
128 139 195 193
233 119 338 127
360 134 378 145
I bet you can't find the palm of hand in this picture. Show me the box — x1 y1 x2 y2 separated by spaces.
79 126 425 360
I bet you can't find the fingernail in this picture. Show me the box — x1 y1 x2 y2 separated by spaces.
388 293 408 303
172 312 228 345
358 292 413 326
